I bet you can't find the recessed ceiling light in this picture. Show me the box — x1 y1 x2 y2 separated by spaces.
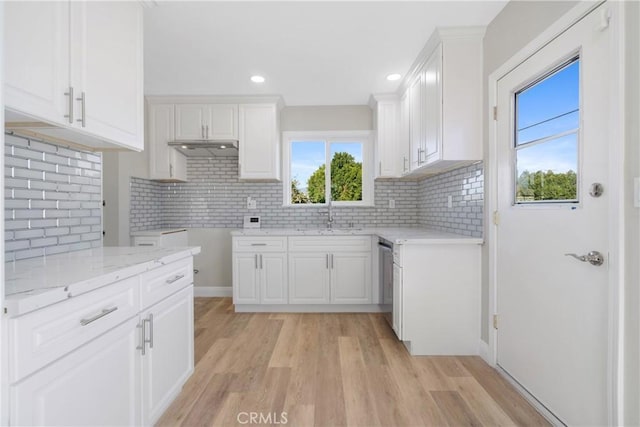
219 145 226 149
251 75 265 83
181 145 188 149
386 73 402 81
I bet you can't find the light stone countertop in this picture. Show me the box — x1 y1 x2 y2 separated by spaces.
231 227 483 245
4 246 201 317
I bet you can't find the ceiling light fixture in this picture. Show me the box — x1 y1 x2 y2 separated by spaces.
386 73 401 81
251 75 265 83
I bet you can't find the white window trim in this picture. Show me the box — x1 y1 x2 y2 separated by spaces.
282 130 374 207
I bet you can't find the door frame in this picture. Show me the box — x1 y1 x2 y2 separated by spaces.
486 1 627 424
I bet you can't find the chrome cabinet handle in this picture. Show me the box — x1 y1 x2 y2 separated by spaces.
76 92 86 127
146 314 154 349
565 251 605 266
80 306 118 326
205 124 209 139
251 243 267 246
403 156 408 172
201 124 205 138
331 254 334 269
326 254 329 269
255 254 258 269
170 163 173 178
64 87 74 124
137 322 146 355
166 274 185 284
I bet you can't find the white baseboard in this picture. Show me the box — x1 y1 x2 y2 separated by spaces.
194 286 232 297
478 339 491 364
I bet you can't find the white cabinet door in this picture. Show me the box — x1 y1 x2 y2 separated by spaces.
141 286 194 426
10 317 141 426
208 104 238 140
374 98 400 178
148 103 187 182
233 253 260 304
260 253 287 304
330 252 372 304
288 253 330 304
398 90 411 175
4 1 70 125
392 264 403 339
238 104 280 180
423 44 443 164
175 104 207 140
72 1 143 150
408 73 424 171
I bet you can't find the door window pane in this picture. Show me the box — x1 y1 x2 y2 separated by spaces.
291 141 325 204
514 57 579 204
330 143 363 202
516 134 578 202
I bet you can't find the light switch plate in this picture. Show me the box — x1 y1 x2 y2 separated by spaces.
388 199 395 209
448 195 453 209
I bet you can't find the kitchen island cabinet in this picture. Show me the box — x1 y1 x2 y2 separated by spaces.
5 246 199 426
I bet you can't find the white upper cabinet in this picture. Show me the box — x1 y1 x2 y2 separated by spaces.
4 0 144 151
148 103 187 182
238 103 281 181
175 104 238 140
398 90 411 174
371 94 401 178
4 1 70 126
402 27 484 176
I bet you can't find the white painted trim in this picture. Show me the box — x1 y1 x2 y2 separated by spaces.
234 304 384 313
478 339 490 365
487 2 626 424
193 286 232 298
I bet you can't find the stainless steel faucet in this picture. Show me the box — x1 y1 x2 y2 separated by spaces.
321 200 334 230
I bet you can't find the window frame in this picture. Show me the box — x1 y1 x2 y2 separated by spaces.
282 130 374 207
511 54 583 208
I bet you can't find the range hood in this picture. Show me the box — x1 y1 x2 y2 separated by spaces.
168 140 239 157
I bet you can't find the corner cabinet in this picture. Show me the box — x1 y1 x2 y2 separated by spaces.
4 0 144 151
148 103 187 182
238 103 281 181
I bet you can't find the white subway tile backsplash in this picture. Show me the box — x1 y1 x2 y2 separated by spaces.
4 134 102 261
130 157 483 237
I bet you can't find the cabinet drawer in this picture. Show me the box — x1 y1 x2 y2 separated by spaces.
233 236 287 252
140 257 193 309
288 236 371 252
9 276 140 384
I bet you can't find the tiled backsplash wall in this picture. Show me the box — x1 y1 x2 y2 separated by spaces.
4 134 103 261
131 157 484 237
417 162 483 237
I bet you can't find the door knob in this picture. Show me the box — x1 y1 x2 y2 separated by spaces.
564 251 605 266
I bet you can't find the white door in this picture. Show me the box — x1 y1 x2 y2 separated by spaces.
260 253 288 304
141 286 194 425
4 1 69 125
496 4 612 425
11 317 141 426
288 253 330 304
175 104 207 140
232 253 260 304
72 1 143 149
331 252 372 304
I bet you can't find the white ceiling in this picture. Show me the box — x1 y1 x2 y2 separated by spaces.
144 1 508 106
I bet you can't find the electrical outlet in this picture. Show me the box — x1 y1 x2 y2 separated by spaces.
389 199 395 209
247 197 257 210
447 195 453 209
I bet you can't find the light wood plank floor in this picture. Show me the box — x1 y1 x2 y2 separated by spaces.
157 298 550 427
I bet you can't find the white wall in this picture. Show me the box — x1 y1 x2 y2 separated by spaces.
481 0 578 343
623 2 640 424
281 105 372 131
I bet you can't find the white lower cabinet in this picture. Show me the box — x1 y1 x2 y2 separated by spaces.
232 237 288 304
392 263 403 339
8 256 195 426
288 253 331 304
11 317 142 426
141 286 194 425
287 236 372 305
